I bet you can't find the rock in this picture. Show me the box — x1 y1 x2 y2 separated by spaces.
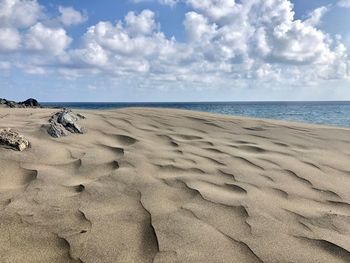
57 110 83 134
20 98 40 107
47 110 85 138
47 122 69 138
0 129 30 151
7 100 18 108
0 98 41 108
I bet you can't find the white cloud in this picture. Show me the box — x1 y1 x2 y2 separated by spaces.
184 12 217 42
16 63 47 74
0 27 21 51
0 0 42 52
264 19 333 64
25 22 72 55
50 0 348 88
159 0 178 6
58 6 87 26
0 0 349 93
125 9 157 35
305 6 328 26
67 10 177 75
0 0 42 28
70 41 109 68
186 0 240 22
131 0 178 7
0 0 73 58
338 0 350 8
181 0 346 69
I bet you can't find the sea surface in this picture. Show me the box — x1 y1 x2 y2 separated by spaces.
42 101 350 128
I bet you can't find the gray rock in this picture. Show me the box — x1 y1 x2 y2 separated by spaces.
57 110 83 134
0 129 30 151
47 122 69 138
47 110 85 138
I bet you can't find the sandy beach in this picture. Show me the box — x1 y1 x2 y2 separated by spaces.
0 107 349 263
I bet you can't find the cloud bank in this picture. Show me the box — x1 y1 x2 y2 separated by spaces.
0 0 349 95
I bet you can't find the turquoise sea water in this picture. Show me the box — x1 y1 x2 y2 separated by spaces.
42 101 350 128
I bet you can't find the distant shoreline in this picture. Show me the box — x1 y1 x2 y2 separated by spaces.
41 101 350 128
42 100 350 104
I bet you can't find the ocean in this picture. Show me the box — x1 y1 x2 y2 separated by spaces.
42 101 350 128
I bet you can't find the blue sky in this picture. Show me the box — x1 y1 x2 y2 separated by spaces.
0 0 350 102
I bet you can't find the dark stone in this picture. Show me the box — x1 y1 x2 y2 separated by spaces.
20 98 40 107
75 184 85 192
0 98 41 108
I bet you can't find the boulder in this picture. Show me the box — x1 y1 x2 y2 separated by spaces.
20 98 40 107
0 129 30 151
47 122 69 138
47 110 85 138
57 110 83 134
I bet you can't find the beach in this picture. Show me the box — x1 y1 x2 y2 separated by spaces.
0 107 349 263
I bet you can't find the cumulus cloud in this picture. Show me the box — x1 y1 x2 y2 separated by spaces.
0 0 42 28
25 22 72 55
181 0 348 77
0 0 349 92
185 0 240 22
0 0 43 53
0 27 21 51
67 10 177 76
49 0 349 85
184 12 217 42
0 0 42 53
0 0 82 74
58 6 87 26
125 9 157 35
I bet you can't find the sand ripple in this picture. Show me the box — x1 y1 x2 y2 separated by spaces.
0 107 349 262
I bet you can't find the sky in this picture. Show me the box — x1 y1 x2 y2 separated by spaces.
0 0 350 102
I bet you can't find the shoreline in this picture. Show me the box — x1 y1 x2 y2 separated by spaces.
3 106 350 130
40 101 350 129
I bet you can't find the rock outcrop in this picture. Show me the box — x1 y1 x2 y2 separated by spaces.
20 98 41 107
47 110 85 138
0 129 30 151
0 98 42 108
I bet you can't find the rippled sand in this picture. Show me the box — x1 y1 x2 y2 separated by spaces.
0 107 349 263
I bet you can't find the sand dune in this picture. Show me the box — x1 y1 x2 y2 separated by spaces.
0 107 349 262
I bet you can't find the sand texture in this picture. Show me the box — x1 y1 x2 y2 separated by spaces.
0 108 349 263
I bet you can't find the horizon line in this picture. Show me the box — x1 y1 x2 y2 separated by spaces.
41 100 350 103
